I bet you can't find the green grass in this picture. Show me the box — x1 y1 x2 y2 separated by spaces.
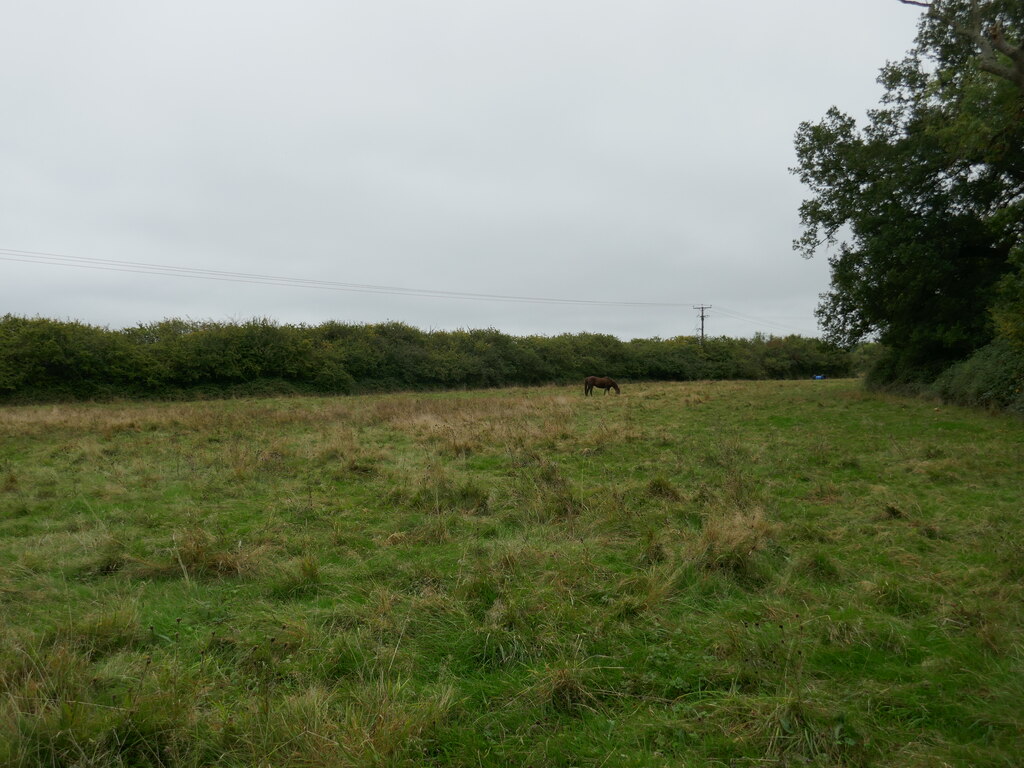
1 380 1022 766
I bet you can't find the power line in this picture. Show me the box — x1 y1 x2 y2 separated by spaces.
2 246 819 334
714 305 811 335
0 247 694 309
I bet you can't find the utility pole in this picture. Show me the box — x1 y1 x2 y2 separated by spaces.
693 305 711 345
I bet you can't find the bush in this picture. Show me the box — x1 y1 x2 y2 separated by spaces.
932 339 1024 413
0 315 157 400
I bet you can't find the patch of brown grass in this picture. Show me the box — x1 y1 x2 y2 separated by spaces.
689 506 776 579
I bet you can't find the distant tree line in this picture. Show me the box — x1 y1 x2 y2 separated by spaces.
0 315 853 402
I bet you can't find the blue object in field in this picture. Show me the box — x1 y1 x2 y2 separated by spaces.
813 375 826 380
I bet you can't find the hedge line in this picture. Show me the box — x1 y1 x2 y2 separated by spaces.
0 315 853 402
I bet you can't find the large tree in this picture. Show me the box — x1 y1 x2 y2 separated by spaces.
793 0 1023 382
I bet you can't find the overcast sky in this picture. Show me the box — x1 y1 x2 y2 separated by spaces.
1 1 925 340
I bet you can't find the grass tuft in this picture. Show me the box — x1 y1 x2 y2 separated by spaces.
689 506 775 583
163 528 256 580
521 661 602 718
267 555 324 599
794 550 842 582
645 475 681 501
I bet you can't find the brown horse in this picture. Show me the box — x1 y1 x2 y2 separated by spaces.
584 376 620 396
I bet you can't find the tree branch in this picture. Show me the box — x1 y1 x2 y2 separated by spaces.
986 24 1024 80
970 19 1024 93
897 0 1024 95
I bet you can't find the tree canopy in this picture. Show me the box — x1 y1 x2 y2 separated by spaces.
793 0 1023 383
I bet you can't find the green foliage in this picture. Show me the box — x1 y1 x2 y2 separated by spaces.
793 0 1023 385
0 315 852 402
991 246 1024 348
932 337 1024 411
848 342 886 376
0 315 156 399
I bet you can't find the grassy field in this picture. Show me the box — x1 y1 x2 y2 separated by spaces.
1 379 1022 767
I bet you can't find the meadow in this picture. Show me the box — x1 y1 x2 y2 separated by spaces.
0 379 1021 767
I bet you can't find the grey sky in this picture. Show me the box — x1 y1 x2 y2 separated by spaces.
1 1 924 339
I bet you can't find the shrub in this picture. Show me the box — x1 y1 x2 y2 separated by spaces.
931 339 1024 413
